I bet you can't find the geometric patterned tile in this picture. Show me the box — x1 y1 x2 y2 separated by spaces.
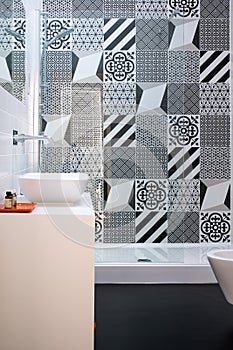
200 179 230 211
42 82 72 115
169 51 200 83
168 212 199 243
200 51 230 83
168 179 200 212
0 0 13 19
0 19 13 50
103 83 136 115
104 114 135 147
42 0 72 17
13 0 25 18
200 83 230 115
167 83 184 114
104 0 135 18
73 18 103 51
136 179 168 211
169 19 199 51
168 0 200 18
40 146 71 173
200 147 231 180
200 115 230 147
72 51 103 83
12 51 25 81
103 19 135 51
200 212 231 243
137 83 167 115
95 212 104 243
168 115 200 147
72 85 102 116
136 147 168 179
12 18 26 50
86 178 104 212
104 147 135 179
136 19 168 51
45 18 73 50
103 211 135 243
168 146 200 179
136 51 168 82
46 51 72 82
136 114 168 148
184 83 200 114
200 0 230 18
72 0 103 18
104 51 136 83
104 179 135 211
136 0 168 19
136 210 167 243
200 19 230 51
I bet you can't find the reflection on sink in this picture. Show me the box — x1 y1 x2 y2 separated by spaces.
207 250 233 304
18 173 89 204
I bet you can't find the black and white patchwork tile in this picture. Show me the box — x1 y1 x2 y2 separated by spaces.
168 83 199 115
45 51 72 82
72 0 103 18
137 83 167 115
42 0 72 17
200 115 230 147
200 19 230 51
200 180 230 211
103 83 136 115
184 83 200 114
168 115 200 147
136 19 168 51
200 51 230 83
12 51 25 81
72 51 103 83
136 210 167 243
136 114 168 148
136 179 168 211
73 18 103 51
169 19 199 50
200 0 229 18
168 146 200 179
12 81 24 102
200 83 230 115
168 179 200 211
86 178 104 212
45 18 73 50
168 0 200 18
95 212 104 243
104 0 135 18
104 19 135 51
104 179 135 211
12 19 25 50
42 82 72 115
136 147 168 179
0 0 12 18
0 19 12 50
200 212 231 243
168 212 199 243
136 0 168 19
72 84 102 115
67 147 103 177
200 147 231 180
43 115 70 144
104 114 135 147
168 51 200 82
40 146 71 173
103 212 135 243
104 51 135 83
104 147 135 179
168 83 184 114
13 0 25 18
136 51 168 82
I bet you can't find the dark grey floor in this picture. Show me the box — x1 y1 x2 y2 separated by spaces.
95 284 233 350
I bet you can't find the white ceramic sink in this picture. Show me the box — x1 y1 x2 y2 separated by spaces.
18 173 89 204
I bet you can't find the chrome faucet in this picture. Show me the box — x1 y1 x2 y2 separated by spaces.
13 131 53 145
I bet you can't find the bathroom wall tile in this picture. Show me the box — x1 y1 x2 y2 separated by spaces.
68 147 103 177
72 0 103 18
168 83 199 115
136 19 168 51
104 114 135 147
200 51 230 83
73 18 103 51
200 212 231 243
167 212 199 243
0 0 13 19
168 179 200 212
136 210 167 243
200 179 230 211
200 0 229 18
45 51 72 82
43 0 72 17
168 115 200 147
12 51 25 81
184 83 200 114
136 147 168 179
45 18 73 50
40 146 71 172
104 51 136 83
103 83 136 115
12 18 26 50
95 212 104 242
0 18 13 50
72 51 103 83
103 211 135 243
200 147 231 180
200 115 230 147
104 0 135 18
13 0 25 18
169 19 199 51
168 0 199 18
42 82 72 115
168 51 200 83
200 83 230 115
104 178 135 211
104 147 135 179
136 179 168 211
199 19 230 51
12 81 25 102
136 0 168 19
167 83 184 114
136 83 167 115
86 178 104 211
136 114 168 148
71 84 102 115
136 51 168 82
168 146 200 179
103 19 135 51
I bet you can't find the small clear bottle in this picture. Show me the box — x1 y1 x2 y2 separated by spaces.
4 191 13 209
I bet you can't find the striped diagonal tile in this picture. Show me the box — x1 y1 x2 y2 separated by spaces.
168 146 200 179
136 210 167 243
200 51 230 83
104 19 136 51
104 114 135 147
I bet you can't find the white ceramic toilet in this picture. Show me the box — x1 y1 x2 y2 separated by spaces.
207 250 233 305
